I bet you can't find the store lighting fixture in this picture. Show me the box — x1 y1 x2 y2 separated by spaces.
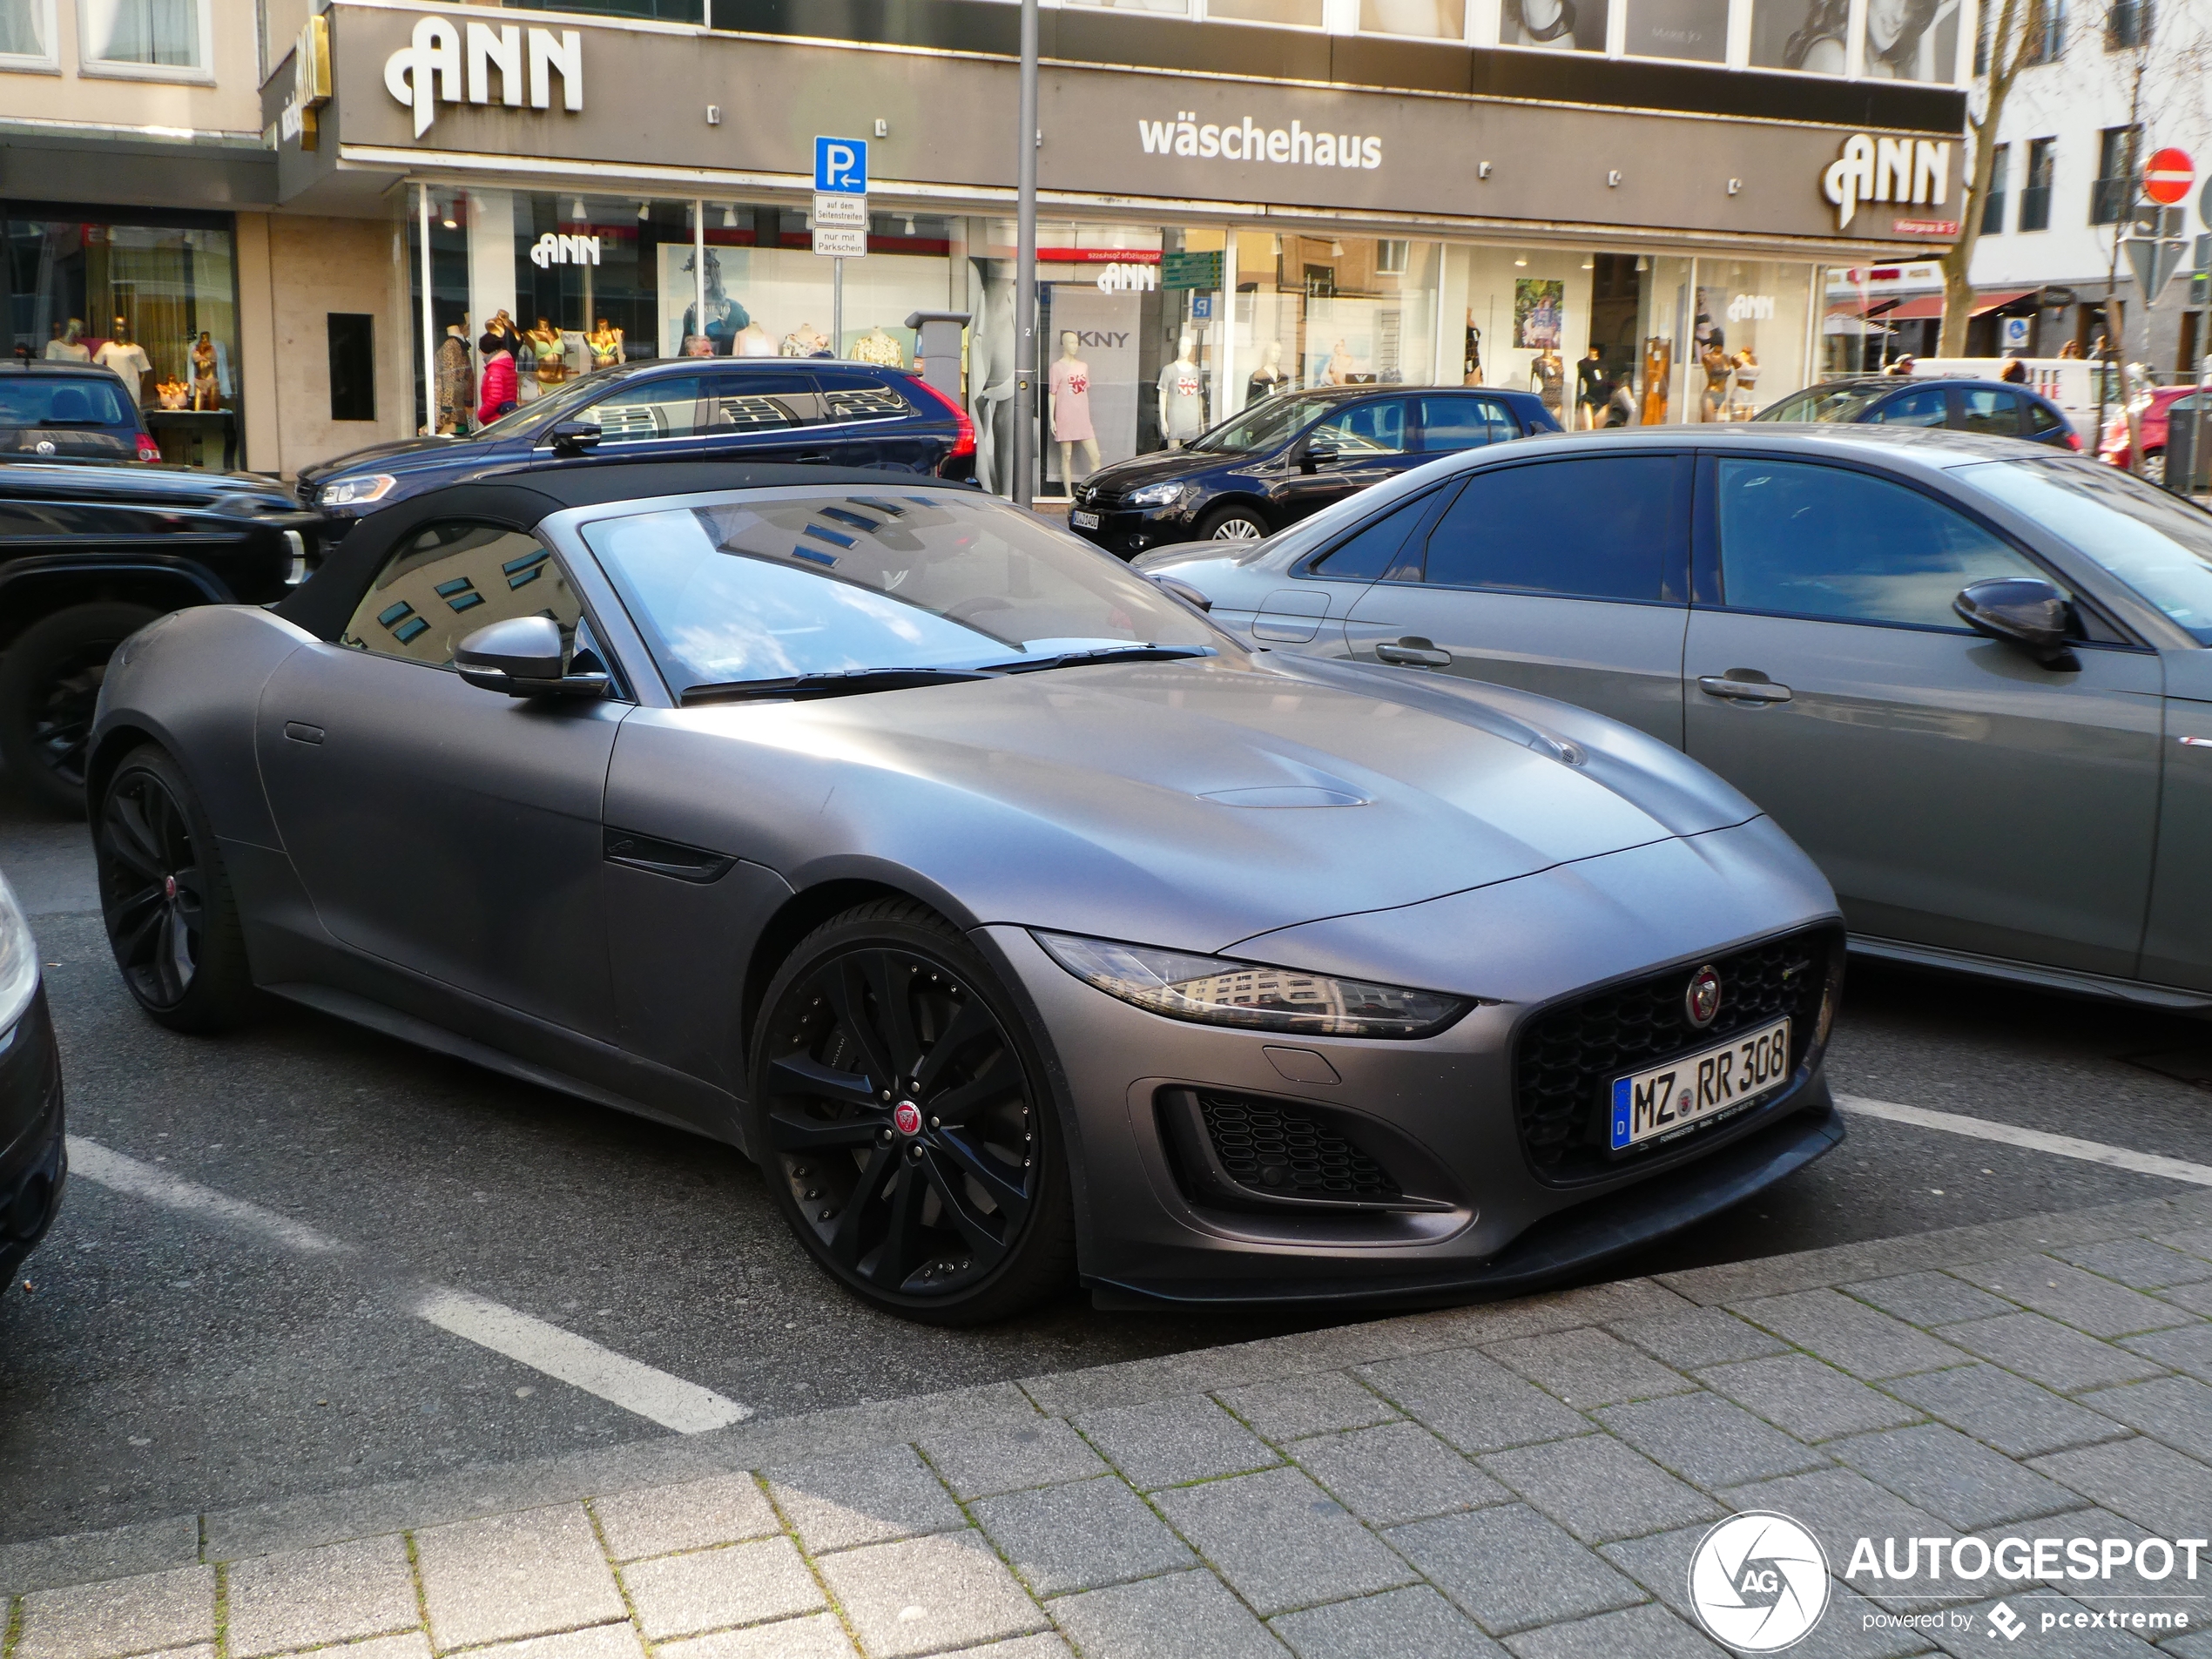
903 216 916 235
637 200 651 219
1514 257 1527 267
1581 258 1595 269
571 198 586 221
1329 240 1344 256
723 204 738 227
1635 255 1650 271
440 195 456 229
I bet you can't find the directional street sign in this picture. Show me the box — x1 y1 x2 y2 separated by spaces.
2125 235 2188 302
814 137 868 194
2144 147 2195 206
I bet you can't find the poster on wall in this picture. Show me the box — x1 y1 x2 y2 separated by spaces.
1513 280 1564 350
1305 299 1379 386
1623 0 1728 58
1500 0 1608 50
1749 0 1956 75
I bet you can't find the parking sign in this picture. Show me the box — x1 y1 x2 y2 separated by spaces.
814 137 867 194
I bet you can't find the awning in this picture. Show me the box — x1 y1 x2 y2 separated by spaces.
1870 288 2037 322
1823 313 1894 337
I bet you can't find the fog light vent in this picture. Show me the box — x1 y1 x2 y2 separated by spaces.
1197 1092 1400 1201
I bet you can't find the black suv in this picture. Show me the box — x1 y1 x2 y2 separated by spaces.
1068 385 1560 558
300 358 978 533
1 361 161 462
0 458 317 812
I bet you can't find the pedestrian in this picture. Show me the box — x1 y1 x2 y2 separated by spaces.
2000 358 2027 383
1885 354 1916 377
2057 339 2082 360
476 330 517 427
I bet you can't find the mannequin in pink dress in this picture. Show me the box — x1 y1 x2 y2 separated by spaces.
1049 332 1099 488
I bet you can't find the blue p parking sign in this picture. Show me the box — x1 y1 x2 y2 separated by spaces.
815 137 868 194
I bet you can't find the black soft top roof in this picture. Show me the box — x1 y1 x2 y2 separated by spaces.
276 461 976 642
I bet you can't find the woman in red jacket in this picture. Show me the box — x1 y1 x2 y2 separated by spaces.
476 331 517 428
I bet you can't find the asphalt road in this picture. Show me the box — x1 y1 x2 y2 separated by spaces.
3 771 2209 1547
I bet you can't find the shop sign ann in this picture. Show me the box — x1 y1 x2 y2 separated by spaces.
385 17 583 139
530 233 601 268
1823 134 1951 231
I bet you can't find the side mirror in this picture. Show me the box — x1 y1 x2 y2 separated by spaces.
549 420 602 458
1299 443 1341 475
455 615 609 698
1953 577 2079 671
1149 574 1213 611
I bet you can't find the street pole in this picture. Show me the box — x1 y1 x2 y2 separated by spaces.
1013 0 1037 509
833 257 844 358
418 184 435 436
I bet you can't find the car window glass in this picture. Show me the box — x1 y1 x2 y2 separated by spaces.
819 376 913 424
1959 388 2022 436
1413 396 1514 454
1755 383 1891 422
342 523 583 667
1716 459 2042 628
704 373 818 432
1958 457 2212 643
0 377 132 428
1310 399 1407 455
1870 387 1949 428
586 375 705 444
1410 456 1686 603
2027 401 2064 434
584 491 1217 692
1310 490 1438 579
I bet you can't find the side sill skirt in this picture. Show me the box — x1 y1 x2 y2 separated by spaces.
1847 935 2212 1014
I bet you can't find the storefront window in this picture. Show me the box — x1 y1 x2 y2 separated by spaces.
1499 0 1609 51
4 208 239 464
1686 259 1813 420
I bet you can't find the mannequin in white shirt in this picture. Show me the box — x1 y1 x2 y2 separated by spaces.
1157 332 1205 448
94 316 152 405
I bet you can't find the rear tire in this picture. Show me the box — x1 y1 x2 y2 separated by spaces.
2142 448 2168 486
1197 504 1270 542
91 744 256 1033
747 899 1076 1325
0 603 159 816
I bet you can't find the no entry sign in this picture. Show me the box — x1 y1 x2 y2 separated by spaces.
2144 147 2195 206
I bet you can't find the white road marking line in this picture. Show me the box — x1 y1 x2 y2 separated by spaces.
1837 1096 2212 1188
66 1135 752 1431
65 1136 351 1255
415 1286 751 1433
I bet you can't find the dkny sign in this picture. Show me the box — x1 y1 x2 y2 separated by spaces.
384 16 583 138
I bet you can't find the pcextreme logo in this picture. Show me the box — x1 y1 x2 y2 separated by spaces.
1138 111 1383 171
384 16 583 139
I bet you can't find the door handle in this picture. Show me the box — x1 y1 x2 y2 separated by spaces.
1697 674 1792 704
794 450 833 464
1377 638 1453 668
283 721 325 745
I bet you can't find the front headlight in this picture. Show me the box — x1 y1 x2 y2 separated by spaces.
1128 481 1191 509
0 872 39 1042
1034 931 1469 1039
319 473 396 509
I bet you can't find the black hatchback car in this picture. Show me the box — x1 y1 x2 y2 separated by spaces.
1756 376 2079 448
301 358 977 533
1 361 161 462
1068 385 1559 558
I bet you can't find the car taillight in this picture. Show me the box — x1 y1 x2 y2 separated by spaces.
2067 431 2083 450
136 432 161 462
910 376 975 459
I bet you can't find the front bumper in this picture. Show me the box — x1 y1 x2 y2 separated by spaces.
0 987 67 1289
974 818 1844 1305
1069 501 1200 559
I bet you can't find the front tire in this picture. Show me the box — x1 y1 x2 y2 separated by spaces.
0 603 159 815
747 900 1075 1324
2142 448 2168 486
92 744 255 1033
1197 504 1270 542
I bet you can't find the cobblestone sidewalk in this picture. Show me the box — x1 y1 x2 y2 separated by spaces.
9 1187 2212 1659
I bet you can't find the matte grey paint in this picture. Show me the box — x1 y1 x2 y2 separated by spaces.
1148 426 2212 1007
90 480 1843 1302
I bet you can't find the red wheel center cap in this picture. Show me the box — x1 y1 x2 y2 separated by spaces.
893 1100 924 1136
163 875 178 900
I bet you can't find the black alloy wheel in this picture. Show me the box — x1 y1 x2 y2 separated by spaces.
751 900 1073 1323
0 603 158 814
93 745 253 1032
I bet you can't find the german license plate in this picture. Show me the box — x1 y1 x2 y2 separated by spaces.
1609 1018 1791 1150
1069 509 1101 529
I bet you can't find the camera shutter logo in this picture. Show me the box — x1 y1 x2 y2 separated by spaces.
1689 1512 1831 1652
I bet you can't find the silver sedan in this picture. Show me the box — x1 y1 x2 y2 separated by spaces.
1143 425 2212 1010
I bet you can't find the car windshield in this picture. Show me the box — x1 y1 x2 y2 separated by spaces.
1188 394 1335 454
471 368 618 440
1956 456 2212 643
1754 383 1896 423
583 489 1224 696
0 377 132 428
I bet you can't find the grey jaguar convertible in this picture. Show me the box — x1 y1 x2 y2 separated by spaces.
87 461 1844 1321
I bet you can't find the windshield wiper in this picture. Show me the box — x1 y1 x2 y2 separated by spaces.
987 644 1216 675
679 666 992 705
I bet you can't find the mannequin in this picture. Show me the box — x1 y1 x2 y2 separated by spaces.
1700 341 1732 421
851 326 904 368
435 322 473 435
44 319 89 361
1462 320 1483 386
1247 341 1287 401
1575 346 1607 430
527 318 567 395
1049 332 1100 488
781 322 832 358
1606 372 1637 427
188 333 220 411
1530 347 1564 419
732 323 778 357
587 317 624 370
95 316 152 404
1641 336 1672 425
1730 347 1761 418
968 259 1017 493
1157 333 1204 448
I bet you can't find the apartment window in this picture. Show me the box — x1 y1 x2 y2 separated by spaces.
0 0 56 66
78 0 212 78
1980 145 2011 234
2026 0 2067 62
327 314 375 423
2106 0 2150 45
2020 138 2055 231
2092 124 2140 224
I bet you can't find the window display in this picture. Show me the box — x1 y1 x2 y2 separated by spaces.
1361 0 1467 37
1622 0 1728 59
1687 260 1813 420
1501 0 1608 51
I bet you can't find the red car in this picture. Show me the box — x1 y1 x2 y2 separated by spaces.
2098 385 2200 483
